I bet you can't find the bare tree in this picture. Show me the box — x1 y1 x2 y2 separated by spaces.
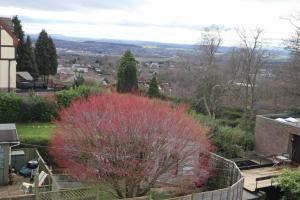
194 27 225 118
229 28 266 115
281 13 300 98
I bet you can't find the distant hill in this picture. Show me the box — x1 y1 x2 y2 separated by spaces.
29 34 289 58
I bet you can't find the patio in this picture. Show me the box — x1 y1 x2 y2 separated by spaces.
0 174 32 197
242 165 299 192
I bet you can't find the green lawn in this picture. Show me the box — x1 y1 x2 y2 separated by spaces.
16 123 56 144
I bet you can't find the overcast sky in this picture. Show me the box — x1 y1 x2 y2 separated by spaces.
0 0 299 46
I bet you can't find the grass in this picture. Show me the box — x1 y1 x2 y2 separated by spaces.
16 123 56 142
15 123 56 162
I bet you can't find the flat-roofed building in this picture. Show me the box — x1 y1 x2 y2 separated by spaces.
255 114 300 164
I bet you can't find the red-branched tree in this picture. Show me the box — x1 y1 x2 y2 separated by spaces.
49 93 213 198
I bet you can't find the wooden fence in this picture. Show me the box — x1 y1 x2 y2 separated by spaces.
0 152 244 200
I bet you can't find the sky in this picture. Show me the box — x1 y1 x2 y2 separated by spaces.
0 0 299 46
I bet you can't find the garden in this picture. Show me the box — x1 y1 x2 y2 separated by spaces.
0 84 250 199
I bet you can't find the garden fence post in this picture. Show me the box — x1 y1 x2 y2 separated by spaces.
35 164 40 200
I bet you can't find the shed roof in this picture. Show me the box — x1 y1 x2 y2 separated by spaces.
0 124 19 144
17 72 34 81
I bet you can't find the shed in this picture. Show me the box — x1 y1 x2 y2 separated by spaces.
0 124 19 185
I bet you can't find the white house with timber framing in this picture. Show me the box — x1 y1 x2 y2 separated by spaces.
0 18 17 92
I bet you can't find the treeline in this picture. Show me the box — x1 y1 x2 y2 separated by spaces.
12 16 58 81
157 22 300 132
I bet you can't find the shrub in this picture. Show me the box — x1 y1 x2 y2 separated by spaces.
31 98 58 122
218 119 240 127
50 93 212 198
275 169 300 200
21 95 58 122
190 111 254 158
287 106 300 116
216 107 243 120
55 85 101 108
211 126 254 158
0 93 23 123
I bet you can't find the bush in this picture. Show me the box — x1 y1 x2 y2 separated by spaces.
0 93 23 123
50 93 211 198
0 93 58 123
0 86 101 123
212 126 254 158
287 106 300 116
55 85 101 107
190 111 254 158
218 119 240 127
20 95 58 122
216 107 243 120
275 169 300 200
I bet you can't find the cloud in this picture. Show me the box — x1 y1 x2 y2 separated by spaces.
247 0 298 3
0 0 296 45
20 16 223 32
0 0 143 11
19 16 96 25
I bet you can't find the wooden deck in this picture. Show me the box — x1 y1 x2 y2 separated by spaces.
242 166 288 192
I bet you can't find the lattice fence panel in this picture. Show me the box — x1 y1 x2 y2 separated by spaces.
39 188 97 200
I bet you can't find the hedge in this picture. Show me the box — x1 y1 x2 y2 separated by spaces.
21 95 58 122
55 85 101 108
0 93 23 123
0 85 102 123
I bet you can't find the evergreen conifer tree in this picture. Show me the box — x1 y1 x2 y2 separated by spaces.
35 30 57 82
48 36 58 75
12 16 24 41
35 30 50 81
117 50 138 92
24 36 38 78
148 76 160 98
12 16 26 71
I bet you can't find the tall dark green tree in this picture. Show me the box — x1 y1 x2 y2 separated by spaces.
12 15 26 72
12 15 24 41
117 50 138 92
148 76 160 98
12 16 38 77
35 30 57 82
48 36 58 75
35 30 50 81
24 36 38 78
